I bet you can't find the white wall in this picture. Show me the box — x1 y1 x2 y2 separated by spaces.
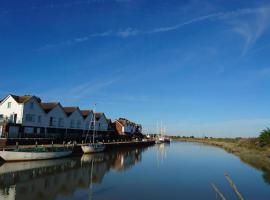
22 98 46 127
0 95 24 124
96 114 108 131
83 112 94 130
66 110 84 129
45 105 67 128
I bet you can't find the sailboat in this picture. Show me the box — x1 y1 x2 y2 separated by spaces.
81 107 105 153
0 146 73 161
155 122 171 144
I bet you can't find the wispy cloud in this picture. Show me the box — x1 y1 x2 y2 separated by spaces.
38 76 121 105
38 6 269 50
37 31 113 50
230 6 270 56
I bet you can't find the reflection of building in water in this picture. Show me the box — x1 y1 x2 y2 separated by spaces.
111 149 142 171
0 147 148 200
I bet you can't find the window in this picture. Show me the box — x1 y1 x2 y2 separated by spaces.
7 102 11 108
49 117 57 127
30 102 34 109
25 114 35 122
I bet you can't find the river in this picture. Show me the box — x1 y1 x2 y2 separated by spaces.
0 142 269 200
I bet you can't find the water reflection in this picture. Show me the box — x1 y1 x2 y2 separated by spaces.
156 143 170 167
0 147 148 200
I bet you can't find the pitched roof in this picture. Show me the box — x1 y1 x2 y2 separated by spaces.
117 118 138 126
94 112 104 120
81 110 93 119
10 94 33 104
40 102 59 113
117 119 127 126
63 107 79 116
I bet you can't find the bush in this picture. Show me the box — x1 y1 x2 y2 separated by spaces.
259 128 270 146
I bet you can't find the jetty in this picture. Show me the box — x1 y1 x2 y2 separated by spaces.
0 139 155 155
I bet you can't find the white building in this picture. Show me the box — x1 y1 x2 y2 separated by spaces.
81 110 94 130
94 112 109 132
40 102 67 129
0 94 110 138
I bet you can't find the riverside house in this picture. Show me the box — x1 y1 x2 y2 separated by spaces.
0 94 112 140
114 118 142 136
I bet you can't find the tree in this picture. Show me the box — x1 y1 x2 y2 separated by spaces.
259 128 270 146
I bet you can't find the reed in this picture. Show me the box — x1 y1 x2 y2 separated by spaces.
225 174 244 200
211 183 227 200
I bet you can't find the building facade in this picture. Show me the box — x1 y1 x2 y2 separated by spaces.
0 94 110 139
114 118 142 136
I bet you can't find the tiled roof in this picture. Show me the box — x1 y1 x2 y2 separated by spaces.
117 119 127 126
94 112 104 120
117 118 138 126
63 107 78 116
81 110 93 119
40 102 59 113
10 94 33 104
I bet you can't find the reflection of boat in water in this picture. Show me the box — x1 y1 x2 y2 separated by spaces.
156 143 170 166
0 147 72 161
0 147 148 200
81 153 105 163
0 158 73 174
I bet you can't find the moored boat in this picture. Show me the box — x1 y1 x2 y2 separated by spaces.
0 147 73 162
81 143 105 154
81 105 106 154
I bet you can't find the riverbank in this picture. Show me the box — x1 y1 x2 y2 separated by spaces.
172 137 270 182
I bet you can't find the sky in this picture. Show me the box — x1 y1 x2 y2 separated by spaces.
0 0 270 137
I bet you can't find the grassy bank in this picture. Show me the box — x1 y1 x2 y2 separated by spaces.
171 136 270 184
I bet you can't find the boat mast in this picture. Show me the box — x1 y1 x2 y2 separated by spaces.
92 104 96 144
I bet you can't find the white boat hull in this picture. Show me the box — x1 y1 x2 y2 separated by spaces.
0 150 73 161
81 143 105 154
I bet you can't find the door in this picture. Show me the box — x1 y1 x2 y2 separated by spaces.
14 114 17 124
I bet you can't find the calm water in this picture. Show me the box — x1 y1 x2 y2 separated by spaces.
0 142 270 200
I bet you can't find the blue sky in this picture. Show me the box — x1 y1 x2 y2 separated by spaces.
1 0 270 137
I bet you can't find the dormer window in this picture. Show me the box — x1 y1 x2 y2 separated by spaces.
7 102 11 108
